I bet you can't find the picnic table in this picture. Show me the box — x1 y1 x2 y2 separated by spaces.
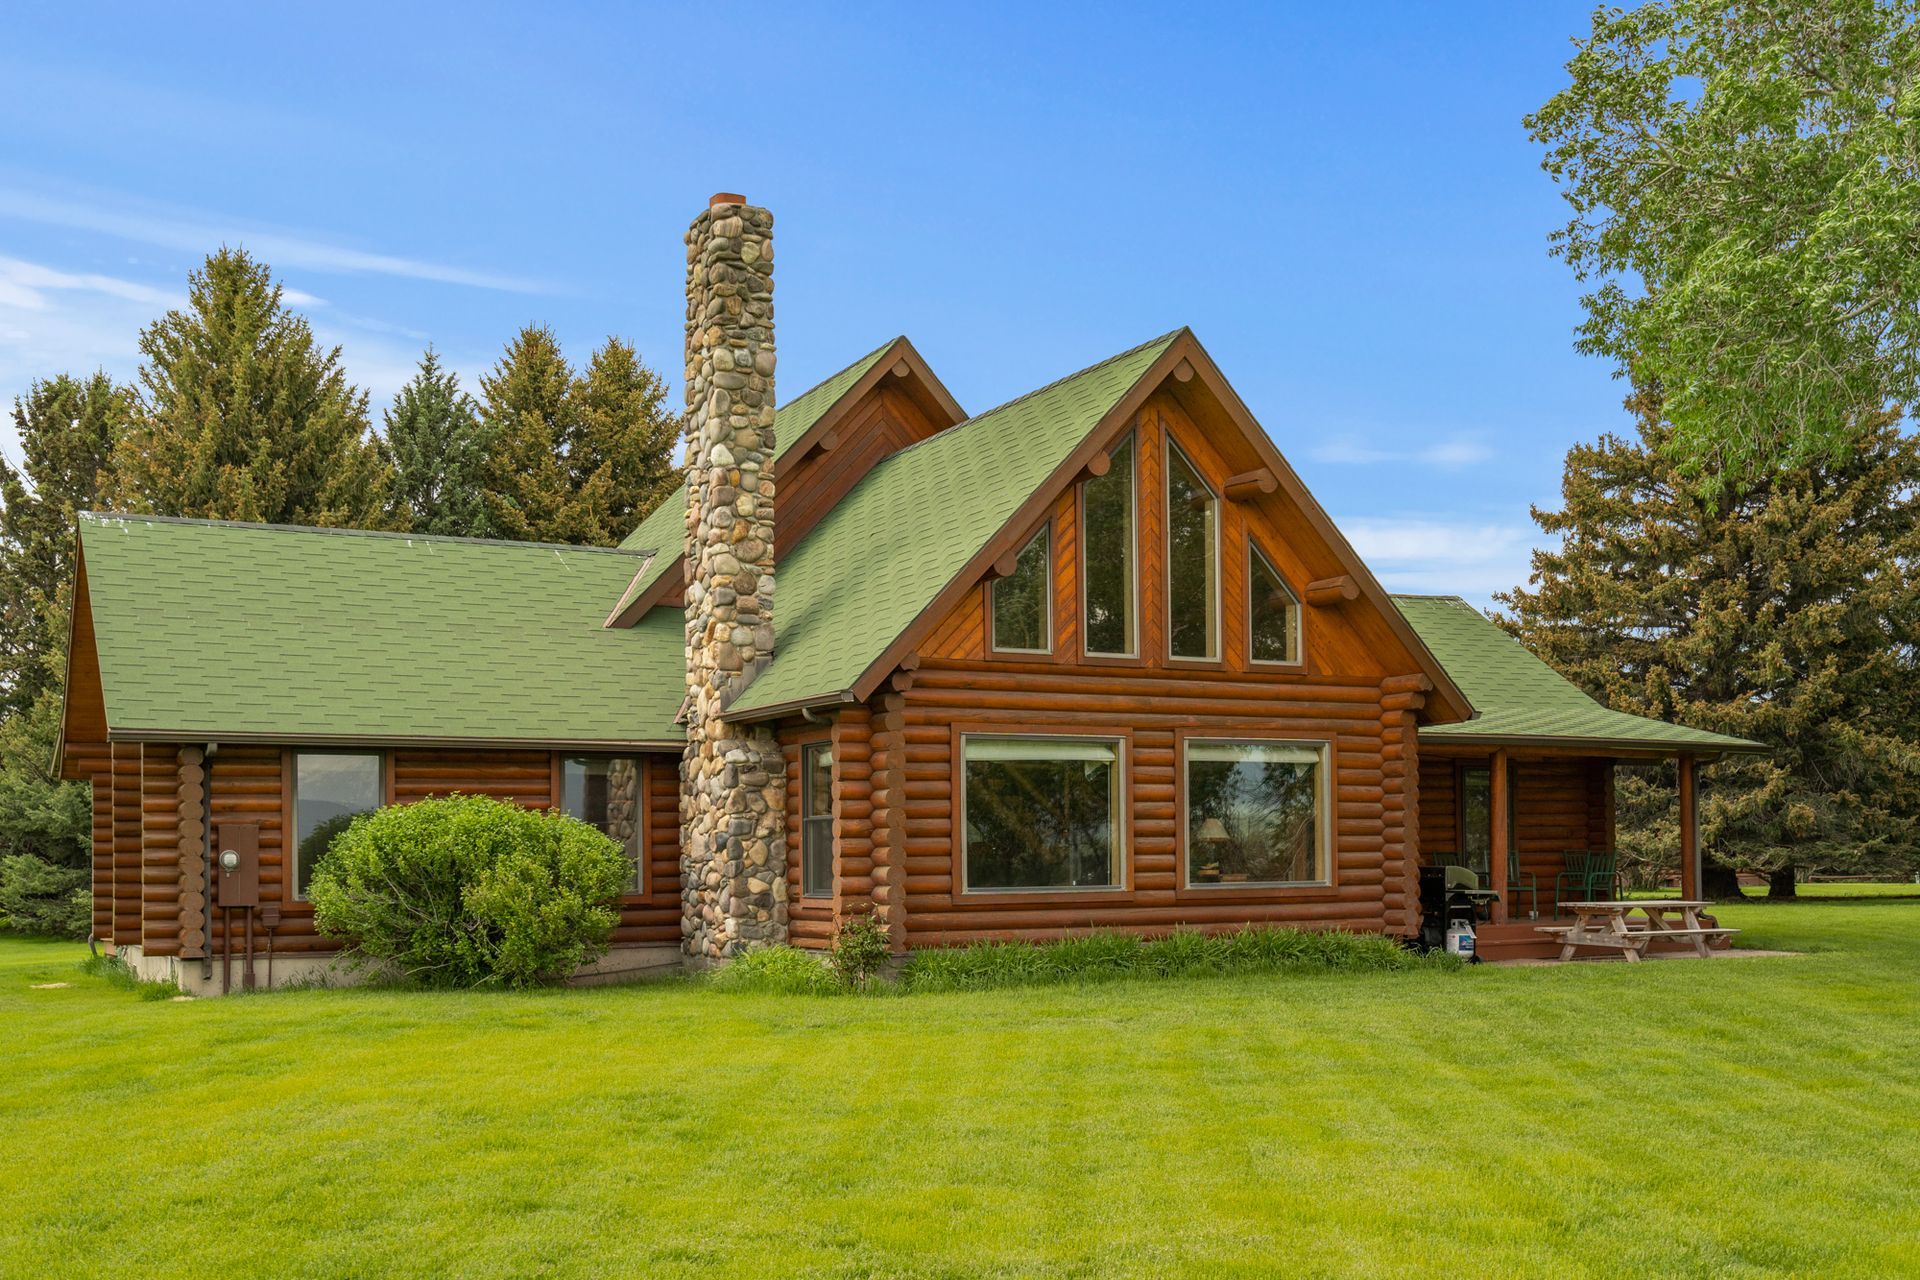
1536 900 1737 962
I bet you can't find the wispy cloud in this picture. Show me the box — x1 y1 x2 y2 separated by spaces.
1311 435 1494 467
1336 515 1545 607
0 255 178 311
0 188 547 294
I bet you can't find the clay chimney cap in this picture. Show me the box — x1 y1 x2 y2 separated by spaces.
709 192 746 209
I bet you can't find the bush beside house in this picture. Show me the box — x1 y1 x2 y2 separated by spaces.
307 793 631 989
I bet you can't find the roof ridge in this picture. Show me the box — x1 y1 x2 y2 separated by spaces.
1391 593 1473 604
876 329 1185 467
80 511 655 556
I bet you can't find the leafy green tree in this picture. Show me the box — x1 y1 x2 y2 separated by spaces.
1527 2 1920 484
115 247 394 527
1501 386 1920 896
381 348 491 537
567 338 681 544
0 372 129 715
477 326 580 543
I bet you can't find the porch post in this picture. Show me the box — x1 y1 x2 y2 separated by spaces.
1678 753 1699 900
1488 747 1509 924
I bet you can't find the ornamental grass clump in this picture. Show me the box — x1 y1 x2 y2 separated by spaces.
307 793 630 989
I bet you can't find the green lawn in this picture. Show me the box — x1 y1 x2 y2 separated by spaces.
5 901 1918 1279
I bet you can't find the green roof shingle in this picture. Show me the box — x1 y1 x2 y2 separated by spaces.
79 515 685 746
729 332 1179 716
1392 594 1764 754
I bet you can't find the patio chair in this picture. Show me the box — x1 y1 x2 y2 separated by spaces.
1555 850 1592 909
1507 847 1539 919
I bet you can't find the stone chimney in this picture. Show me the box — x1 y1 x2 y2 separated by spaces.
680 194 787 960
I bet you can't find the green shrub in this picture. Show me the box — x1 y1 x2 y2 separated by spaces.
706 944 843 996
307 794 630 989
0 854 89 938
828 913 893 990
78 950 179 1000
902 926 1456 993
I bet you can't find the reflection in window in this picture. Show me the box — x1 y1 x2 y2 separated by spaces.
1082 434 1136 656
802 742 833 898
963 736 1121 890
1166 442 1218 659
562 756 643 894
1248 545 1301 664
990 527 1051 653
293 752 382 898
1185 741 1326 886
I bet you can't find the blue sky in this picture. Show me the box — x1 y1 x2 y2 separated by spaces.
0 1 1619 606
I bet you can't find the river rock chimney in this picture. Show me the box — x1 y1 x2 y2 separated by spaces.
680 194 786 960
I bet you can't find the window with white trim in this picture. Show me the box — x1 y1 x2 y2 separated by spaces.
1166 441 1219 660
1248 544 1301 665
962 735 1122 891
1184 740 1329 887
990 527 1051 653
1082 433 1137 656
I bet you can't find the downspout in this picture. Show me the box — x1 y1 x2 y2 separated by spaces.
201 742 218 984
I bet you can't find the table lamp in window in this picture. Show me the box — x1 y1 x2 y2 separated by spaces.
1197 817 1229 882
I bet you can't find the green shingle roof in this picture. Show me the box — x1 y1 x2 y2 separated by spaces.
78 514 686 746
729 331 1180 716
616 337 900 554
1393 595 1765 754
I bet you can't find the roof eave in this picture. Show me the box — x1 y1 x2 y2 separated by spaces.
103 727 687 752
1419 727 1769 758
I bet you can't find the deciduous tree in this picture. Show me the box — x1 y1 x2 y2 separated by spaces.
1528 2 1920 484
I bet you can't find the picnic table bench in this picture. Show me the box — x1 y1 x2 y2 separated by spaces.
1536 900 1737 962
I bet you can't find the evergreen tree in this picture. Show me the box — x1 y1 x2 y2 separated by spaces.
115 247 394 528
0 372 130 715
1501 387 1920 896
382 348 491 537
0 686 90 938
477 326 580 543
566 338 681 543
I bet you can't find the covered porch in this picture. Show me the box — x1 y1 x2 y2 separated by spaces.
1417 743 1722 962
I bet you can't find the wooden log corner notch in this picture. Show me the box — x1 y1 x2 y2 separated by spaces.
1304 575 1360 607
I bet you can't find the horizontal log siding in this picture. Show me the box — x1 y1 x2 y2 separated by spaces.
139 745 182 956
110 743 140 950
391 749 552 807
897 663 1400 944
618 752 681 947
208 747 295 951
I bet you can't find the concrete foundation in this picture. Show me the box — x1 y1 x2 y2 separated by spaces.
111 943 685 996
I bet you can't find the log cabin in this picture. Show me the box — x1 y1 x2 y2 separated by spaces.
56 194 1763 991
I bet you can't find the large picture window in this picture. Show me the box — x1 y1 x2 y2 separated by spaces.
962 736 1122 891
1248 544 1301 665
561 756 644 894
292 751 382 899
801 742 833 898
1081 433 1136 656
990 527 1051 653
1184 740 1328 887
1166 441 1219 660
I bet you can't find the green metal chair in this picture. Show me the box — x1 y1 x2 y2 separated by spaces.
1555 848 1617 907
1507 847 1539 919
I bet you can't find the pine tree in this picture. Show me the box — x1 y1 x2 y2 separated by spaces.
382 349 491 537
1500 387 1920 895
115 247 394 528
566 338 681 544
0 372 130 715
477 326 579 543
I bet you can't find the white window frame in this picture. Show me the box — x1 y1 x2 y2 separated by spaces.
959 732 1128 894
1164 437 1221 663
1181 737 1332 889
290 749 384 902
1247 542 1304 668
989 526 1053 655
1080 431 1139 659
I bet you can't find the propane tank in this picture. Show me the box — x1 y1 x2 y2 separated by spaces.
1445 920 1476 959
